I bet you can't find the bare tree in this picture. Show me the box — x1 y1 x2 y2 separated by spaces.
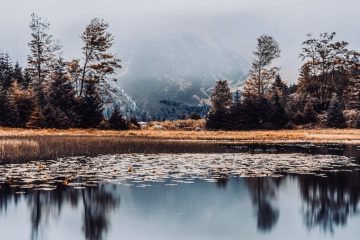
73 18 121 97
244 35 280 97
298 32 357 109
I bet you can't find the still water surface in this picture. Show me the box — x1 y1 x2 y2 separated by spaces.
0 153 360 240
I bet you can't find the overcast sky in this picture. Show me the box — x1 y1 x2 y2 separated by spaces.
0 0 359 81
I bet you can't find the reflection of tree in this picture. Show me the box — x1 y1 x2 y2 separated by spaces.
29 191 42 240
246 178 281 232
27 184 80 240
299 172 360 233
216 175 229 189
0 183 21 213
82 186 120 240
0 183 121 240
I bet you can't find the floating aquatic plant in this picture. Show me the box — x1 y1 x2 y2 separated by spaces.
0 153 358 191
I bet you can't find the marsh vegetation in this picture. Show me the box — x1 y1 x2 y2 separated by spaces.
1 128 360 162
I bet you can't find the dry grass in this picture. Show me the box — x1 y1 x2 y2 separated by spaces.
0 135 226 162
145 119 206 130
0 139 39 160
1 126 360 143
0 126 360 162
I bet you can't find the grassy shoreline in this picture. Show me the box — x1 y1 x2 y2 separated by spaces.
1 128 360 162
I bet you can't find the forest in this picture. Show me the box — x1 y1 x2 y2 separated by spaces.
0 14 134 130
207 34 360 130
0 14 359 130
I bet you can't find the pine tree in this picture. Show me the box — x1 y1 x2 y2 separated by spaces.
27 13 59 86
326 95 346 128
26 104 46 129
12 62 24 87
26 14 61 116
206 80 232 130
209 80 232 113
43 105 72 128
229 90 244 130
22 70 32 89
346 66 360 110
46 59 79 128
270 93 288 129
15 87 34 127
0 85 7 126
302 100 317 124
0 53 14 89
108 105 128 130
270 75 288 100
4 81 20 127
241 96 273 129
78 82 104 128
231 90 242 112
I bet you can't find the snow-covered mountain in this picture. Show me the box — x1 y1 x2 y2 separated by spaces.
100 81 138 118
109 32 249 119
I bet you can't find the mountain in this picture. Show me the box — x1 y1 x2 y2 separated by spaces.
111 32 249 119
100 80 138 118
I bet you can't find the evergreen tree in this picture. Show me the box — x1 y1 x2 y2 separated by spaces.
231 90 242 112
326 95 346 128
0 85 8 126
43 105 72 128
27 14 61 114
78 81 104 128
270 93 288 129
346 66 360 110
288 83 298 95
108 105 128 130
27 13 59 86
270 75 288 101
26 104 46 129
206 80 232 130
12 62 24 87
3 81 35 127
302 100 317 124
4 81 20 127
209 80 232 113
229 90 244 130
46 58 79 128
14 86 34 127
0 53 14 89
241 96 273 129
22 70 32 89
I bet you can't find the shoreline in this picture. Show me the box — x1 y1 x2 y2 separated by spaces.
0 128 360 162
1 128 360 143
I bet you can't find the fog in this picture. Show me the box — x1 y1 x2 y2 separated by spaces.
0 0 359 82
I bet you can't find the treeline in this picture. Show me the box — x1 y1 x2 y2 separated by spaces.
0 14 136 130
207 33 360 130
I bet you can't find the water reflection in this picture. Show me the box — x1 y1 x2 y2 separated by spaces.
81 187 119 240
246 178 282 232
299 171 360 233
0 172 360 239
0 183 120 240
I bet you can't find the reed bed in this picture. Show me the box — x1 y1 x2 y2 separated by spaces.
1 127 360 162
0 136 229 162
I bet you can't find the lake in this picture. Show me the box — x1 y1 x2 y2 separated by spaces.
0 151 360 240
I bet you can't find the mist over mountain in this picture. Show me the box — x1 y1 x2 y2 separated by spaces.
114 32 248 118
1 0 359 119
